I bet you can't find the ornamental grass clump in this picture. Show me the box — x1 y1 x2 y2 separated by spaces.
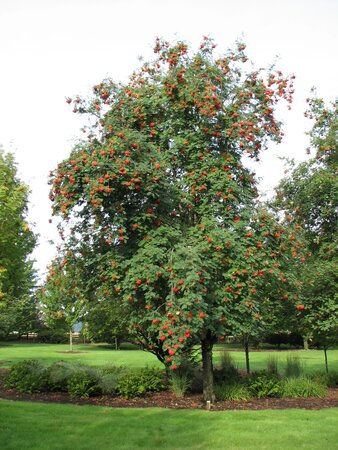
169 372 192 397
214 382 251 401
266 355 279 375
285 354 303 378
282 376 327 398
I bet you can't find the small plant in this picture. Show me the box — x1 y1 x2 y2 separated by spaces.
247 371 283 398
310 371 338 388
285 354 303 378
115 368 164 399
5 360 48 393
169 372 192 398
98 366 127 395
214 382 251 401
266 355 279 375
214 350 240 384
67 368 101 398
45 361 79 392
282 376 327 398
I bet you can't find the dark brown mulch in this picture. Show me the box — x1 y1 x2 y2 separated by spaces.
0 369 337 411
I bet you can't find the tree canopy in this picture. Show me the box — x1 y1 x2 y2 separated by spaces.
49 37 305 400
0 147 38 338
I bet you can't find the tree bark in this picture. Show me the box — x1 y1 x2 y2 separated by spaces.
69 329 73 352
201 333 215 402
324 348 328 373
303 337 309 351
244 341 250 374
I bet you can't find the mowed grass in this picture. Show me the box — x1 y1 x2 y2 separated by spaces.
0 400 337 450
0 342 161 369
213 345 338 374
0 341 337 374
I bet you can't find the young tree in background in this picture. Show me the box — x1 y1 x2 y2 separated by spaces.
0 147 38 339
49 37 303 400
40 259 88 351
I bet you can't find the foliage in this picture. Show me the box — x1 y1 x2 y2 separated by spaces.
168 372 192 397
39 260 89 350
265 355 279 375
310 371 338 388
247 371 283 398
36 327 68 343
264 332 303 349
97 365 127 394
0 147 38 338
66 367 101 398
284 354 303 378
83 299 130 347
214 382 251 401
5 360 48 393
214 350 240 384
45 361 80 391
115 367 165 398
274 95 338 357
48 36 303 403
282 376 327 398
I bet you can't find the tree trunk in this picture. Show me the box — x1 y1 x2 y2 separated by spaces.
324 348 328 374
114 336 118 350
201 334 215 402
69 329 73 352
303 337 309 351
244 341 250 374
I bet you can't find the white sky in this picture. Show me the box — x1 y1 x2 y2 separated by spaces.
0 0 337 280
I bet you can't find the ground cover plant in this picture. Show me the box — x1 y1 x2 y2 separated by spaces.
3 353 336 401
0 400 338 450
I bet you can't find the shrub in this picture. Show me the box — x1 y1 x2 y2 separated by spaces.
282 376 327 398
98 366 127 395
45 361 81 392
247 371 283 398
116 368 164 399
266 355 279 375
36 328 68 343
5 360 48 393
214 350 240 384
168 372 192 397
309 371 338 389
285 354 303 378
67 368 101 398
214 382 251 401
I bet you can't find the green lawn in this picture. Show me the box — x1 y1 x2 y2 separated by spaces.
0 341 337 374
0 342 161 369
0 400 337 450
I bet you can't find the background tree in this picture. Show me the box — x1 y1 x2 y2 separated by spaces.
274 94 337 368
49 37 303 401
83 300 130 349
40 259 88 351
0 147 38 339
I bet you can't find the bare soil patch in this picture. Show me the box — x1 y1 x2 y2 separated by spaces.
0 369 337 410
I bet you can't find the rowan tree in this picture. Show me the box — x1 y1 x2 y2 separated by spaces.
49 37 304 400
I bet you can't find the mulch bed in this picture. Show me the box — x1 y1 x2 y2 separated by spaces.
0 369 337 411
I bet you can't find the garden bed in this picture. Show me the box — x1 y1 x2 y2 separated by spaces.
0 369 337 410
